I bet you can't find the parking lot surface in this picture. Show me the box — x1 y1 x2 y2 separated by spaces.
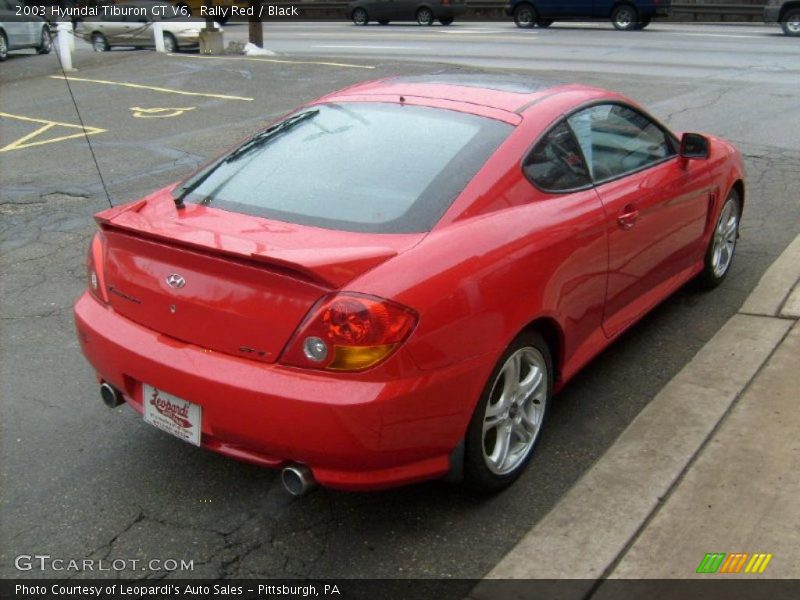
1 29 799 579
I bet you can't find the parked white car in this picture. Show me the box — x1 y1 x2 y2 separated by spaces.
77 1 203 52
0 0 52 61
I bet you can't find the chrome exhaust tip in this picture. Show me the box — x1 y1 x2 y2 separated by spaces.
281 464 317 496
100 382 124 408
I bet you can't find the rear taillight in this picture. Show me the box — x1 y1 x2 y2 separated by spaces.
86 230 109 304
281 293 417 372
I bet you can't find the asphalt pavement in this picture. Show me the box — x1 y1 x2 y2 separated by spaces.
1 23 799 581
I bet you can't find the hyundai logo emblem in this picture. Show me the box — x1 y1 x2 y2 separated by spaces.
166 274 186 289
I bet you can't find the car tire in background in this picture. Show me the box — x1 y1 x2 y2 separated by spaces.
352 7 368 25
37 26 52 54
439 17 453 25
416 7 434 25
91 32 109 52
781 8 800 36
611 3 639 30
513 3 537 28
0 31 8 62
464 331 552 493
163 32 177 53
696 189 741 289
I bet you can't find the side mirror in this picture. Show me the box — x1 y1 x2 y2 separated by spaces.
679 133 709 160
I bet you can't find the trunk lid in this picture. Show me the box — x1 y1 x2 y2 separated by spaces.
97 187 422 364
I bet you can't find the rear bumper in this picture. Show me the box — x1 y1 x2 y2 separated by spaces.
74 293 487 490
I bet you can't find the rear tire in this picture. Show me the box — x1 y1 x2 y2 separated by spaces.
0 31 8 62
352 7 368 25
611 3 639 30
439 17 454 25
38 26 52 54
696 189 741 289
464 332 552 493
635 16 651 29
781 8 800 36
513 3 536 28
378 19 390 25
91 32 109 52
537 18 553 28
416 7 434 26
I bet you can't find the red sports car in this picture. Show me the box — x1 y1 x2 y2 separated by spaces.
74 75 744 494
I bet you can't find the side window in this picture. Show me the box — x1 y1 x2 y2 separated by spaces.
568 104 676 182
523 120 591 192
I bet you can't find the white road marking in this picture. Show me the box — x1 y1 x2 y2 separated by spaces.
312 44 433 50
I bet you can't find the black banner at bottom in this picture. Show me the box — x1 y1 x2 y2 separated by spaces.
3 579 800 600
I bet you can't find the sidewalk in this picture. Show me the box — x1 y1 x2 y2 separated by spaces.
473 234 800 591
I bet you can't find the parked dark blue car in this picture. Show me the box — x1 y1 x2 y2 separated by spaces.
505 0 670 30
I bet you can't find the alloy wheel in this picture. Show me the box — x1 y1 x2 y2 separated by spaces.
481 347 547 475
711 197 739 278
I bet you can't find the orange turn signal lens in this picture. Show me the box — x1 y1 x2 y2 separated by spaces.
327 344 397 371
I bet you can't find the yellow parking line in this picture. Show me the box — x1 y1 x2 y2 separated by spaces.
49 75 253 101
0 111 106 152
168 53 375 70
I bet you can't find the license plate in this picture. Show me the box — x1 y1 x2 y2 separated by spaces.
143 384 202 446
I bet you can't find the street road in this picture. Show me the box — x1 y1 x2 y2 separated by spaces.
227 21 799 86
1 22 799 580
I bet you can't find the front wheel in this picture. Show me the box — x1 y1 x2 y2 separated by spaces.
464 332 552 492
611 4 639 30
416 7 434 26
696 190 741 289
38 27 52 54
513 4 536 28
781 9 800 36
352 7 368 25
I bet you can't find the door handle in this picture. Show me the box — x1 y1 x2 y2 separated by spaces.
617 206 639 230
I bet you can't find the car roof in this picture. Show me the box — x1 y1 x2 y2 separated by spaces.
321 73 612 116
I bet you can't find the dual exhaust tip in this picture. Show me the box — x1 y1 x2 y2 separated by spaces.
281 464 317 496
100 382 124 408
100 382 317 496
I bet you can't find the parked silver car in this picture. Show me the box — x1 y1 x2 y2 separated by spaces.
77 1 202 52
0 0 52 61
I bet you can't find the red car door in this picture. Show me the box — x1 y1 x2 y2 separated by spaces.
568 103 713 337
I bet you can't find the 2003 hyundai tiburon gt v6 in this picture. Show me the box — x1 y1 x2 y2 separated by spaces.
75 75 744 494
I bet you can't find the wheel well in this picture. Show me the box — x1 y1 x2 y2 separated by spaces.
612 1 638 14
780 2 800 20
731 179 745 213
523 317 563 383
515 1 535 12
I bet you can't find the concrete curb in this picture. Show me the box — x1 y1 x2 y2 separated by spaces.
472 234 800 589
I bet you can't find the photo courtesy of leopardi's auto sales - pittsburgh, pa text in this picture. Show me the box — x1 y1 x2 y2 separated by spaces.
12 583 339 598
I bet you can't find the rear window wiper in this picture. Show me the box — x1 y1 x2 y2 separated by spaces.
173 109 320 208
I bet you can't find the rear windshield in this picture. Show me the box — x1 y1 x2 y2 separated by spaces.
178 103 512 233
